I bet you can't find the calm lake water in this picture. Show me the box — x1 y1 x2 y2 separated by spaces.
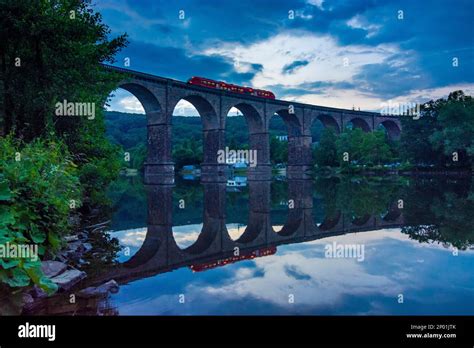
93 175 474 315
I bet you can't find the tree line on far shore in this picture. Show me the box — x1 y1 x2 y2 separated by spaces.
314 91 473 172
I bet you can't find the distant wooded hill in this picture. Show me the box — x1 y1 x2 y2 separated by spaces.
105 111 323 150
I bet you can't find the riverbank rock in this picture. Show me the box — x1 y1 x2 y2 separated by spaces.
22 292 35 309
77 280 119 298
41 261 67 278
64 241 86 261
51 269 86 291
31 285 48 299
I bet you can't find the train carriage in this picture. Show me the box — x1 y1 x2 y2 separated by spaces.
188 76 275 99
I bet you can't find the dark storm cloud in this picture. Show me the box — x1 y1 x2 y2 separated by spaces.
113 40 257 84
353 63 429 99
120 0 309 45
289 0 474 93
98 0 474 101
283 60 310 74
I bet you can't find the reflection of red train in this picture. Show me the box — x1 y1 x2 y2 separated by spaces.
187 76 276 100
189 246 277 272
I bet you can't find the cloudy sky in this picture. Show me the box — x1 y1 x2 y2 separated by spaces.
98 0 474 115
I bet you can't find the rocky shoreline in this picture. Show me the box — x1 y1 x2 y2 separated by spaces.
21 220 121 315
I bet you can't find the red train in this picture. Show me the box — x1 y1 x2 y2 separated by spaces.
188 76 276 99
189 246 277 272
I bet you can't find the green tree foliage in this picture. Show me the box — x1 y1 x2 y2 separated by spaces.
400 105 446 167
226 116 251 147
336 128 393 167
401 178 474 249
429 91 473 167
129 144 147 170
0 0 127 138
0 1 129 291
361 131 393 165
105 112 147 149
106 177 147 231
313 127 338 167
314 176 402 221
0 136 81 292
270 136 288 164
400 90 473 168
0 0 127 204
173 137 203 169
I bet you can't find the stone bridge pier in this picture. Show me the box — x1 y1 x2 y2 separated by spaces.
263 105 313 180
286 108 313 180
122 184 173 269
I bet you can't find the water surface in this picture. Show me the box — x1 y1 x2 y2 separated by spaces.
100 176 474 315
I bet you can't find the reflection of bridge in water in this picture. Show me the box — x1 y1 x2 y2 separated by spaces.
94 180 404 285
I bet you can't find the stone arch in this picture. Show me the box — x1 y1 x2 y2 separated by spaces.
266 108 297 168
377 120 401 140
351 214 371 226
274 108 302 137
118 82 162 123
315 113 340 133
347 117 371 132
382 209 402 222
234 212 267 244
171 183 224 255
318 211 342 231
224 100 270 180
123 226 165 268
177 221 220 255
170 93 219 130
274 211 303 236
232 180 270 244
110 81 171 184
225 102 264 133
272 179 309 236
121 184 172 269
170 93 225 181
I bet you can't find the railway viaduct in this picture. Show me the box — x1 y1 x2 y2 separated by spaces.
103 65 402 184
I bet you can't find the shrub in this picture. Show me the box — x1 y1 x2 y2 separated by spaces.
0 136 82 293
